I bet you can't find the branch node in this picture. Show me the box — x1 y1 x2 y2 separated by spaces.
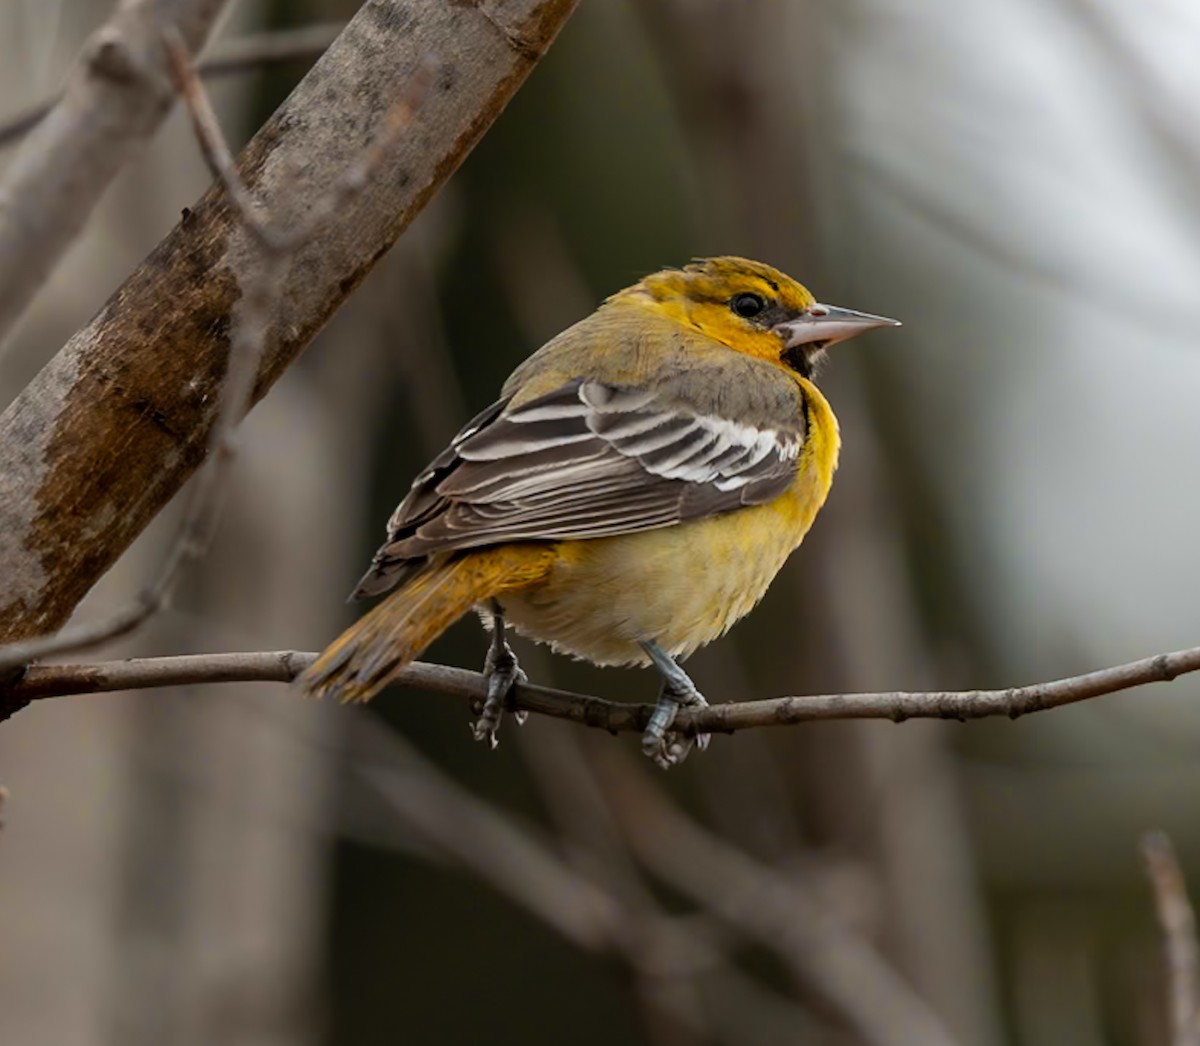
87 32 144 86
1156 652 1179 683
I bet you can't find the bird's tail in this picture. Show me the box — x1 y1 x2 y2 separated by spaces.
299 546 555 704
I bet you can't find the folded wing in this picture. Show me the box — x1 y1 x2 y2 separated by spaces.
355 379 805 597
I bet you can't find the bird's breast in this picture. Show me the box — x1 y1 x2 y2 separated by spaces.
497 386 840 667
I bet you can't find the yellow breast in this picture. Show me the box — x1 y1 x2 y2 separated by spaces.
498 378 840 666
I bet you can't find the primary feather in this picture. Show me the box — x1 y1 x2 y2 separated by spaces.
355 377 806 597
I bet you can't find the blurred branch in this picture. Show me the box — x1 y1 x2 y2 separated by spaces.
345 711 836 1043
8 640 1200 730
592 747 961 1046
0 0 230 348
0 0 580 691
1057 0 1200 208
0 22 346 153
1143 831 1200 1046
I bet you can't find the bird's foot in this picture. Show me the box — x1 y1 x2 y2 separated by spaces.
639 640 711 768
473 638 527 749
641 679 711 770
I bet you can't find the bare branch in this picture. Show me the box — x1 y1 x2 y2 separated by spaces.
8 640 1200 733
0 33 433 685
0 22 346 153
0 0 580 678
1143 831 1200 1046
0 0 230 348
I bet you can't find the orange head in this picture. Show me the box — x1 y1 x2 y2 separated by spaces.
615 256 899 378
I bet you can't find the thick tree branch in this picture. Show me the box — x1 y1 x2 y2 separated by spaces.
7 641 1200 732
0 23 347 153
0 0 581 660
0 0 230 347
0 38 284 677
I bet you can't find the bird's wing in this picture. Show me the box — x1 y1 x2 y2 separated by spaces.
354 379 806 597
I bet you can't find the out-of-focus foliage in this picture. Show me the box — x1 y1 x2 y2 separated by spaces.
2 1 1200 1045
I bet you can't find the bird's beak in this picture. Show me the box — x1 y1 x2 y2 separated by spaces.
772 304 901 348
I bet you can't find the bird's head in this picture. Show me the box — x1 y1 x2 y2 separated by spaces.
621 256 899 379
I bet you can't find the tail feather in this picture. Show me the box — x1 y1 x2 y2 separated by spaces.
300 546 554 704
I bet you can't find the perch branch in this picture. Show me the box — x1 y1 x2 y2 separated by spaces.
6 641 1200 731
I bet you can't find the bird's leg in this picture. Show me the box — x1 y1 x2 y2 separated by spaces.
639 641 711 769
474 603 528 749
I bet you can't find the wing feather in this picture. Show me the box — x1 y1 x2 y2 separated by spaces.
353 379 805 597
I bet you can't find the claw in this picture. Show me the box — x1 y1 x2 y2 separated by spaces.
473 615 526 749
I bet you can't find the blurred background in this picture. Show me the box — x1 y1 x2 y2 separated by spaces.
2 0 1200 1043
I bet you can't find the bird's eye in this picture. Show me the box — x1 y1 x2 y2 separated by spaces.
730 293 767 319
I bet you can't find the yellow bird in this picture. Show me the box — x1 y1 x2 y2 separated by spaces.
301 258 898 766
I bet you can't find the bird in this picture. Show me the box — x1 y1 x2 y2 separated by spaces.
299 257 898 767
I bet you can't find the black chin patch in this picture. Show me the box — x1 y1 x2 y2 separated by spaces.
781 340 828 378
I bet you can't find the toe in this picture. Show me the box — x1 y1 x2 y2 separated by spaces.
471 718 500 749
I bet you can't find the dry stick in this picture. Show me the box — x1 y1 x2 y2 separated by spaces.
9 640 1200 733
0 42 431 683
0 22 346 152
0 0 230 348
1143 832 1200 1046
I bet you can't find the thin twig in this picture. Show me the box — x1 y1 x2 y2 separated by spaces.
0 22 345 152
7 640 1200 733
1143 832 1200 1046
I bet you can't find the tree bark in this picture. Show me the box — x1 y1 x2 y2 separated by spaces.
0 0 579 646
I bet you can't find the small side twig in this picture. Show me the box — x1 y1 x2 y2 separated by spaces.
0 22 345 152
1143 831 1200 1046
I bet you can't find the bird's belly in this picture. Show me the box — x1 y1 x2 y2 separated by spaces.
497 501 806 666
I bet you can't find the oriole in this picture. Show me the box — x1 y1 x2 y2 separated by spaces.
301 258 898 766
